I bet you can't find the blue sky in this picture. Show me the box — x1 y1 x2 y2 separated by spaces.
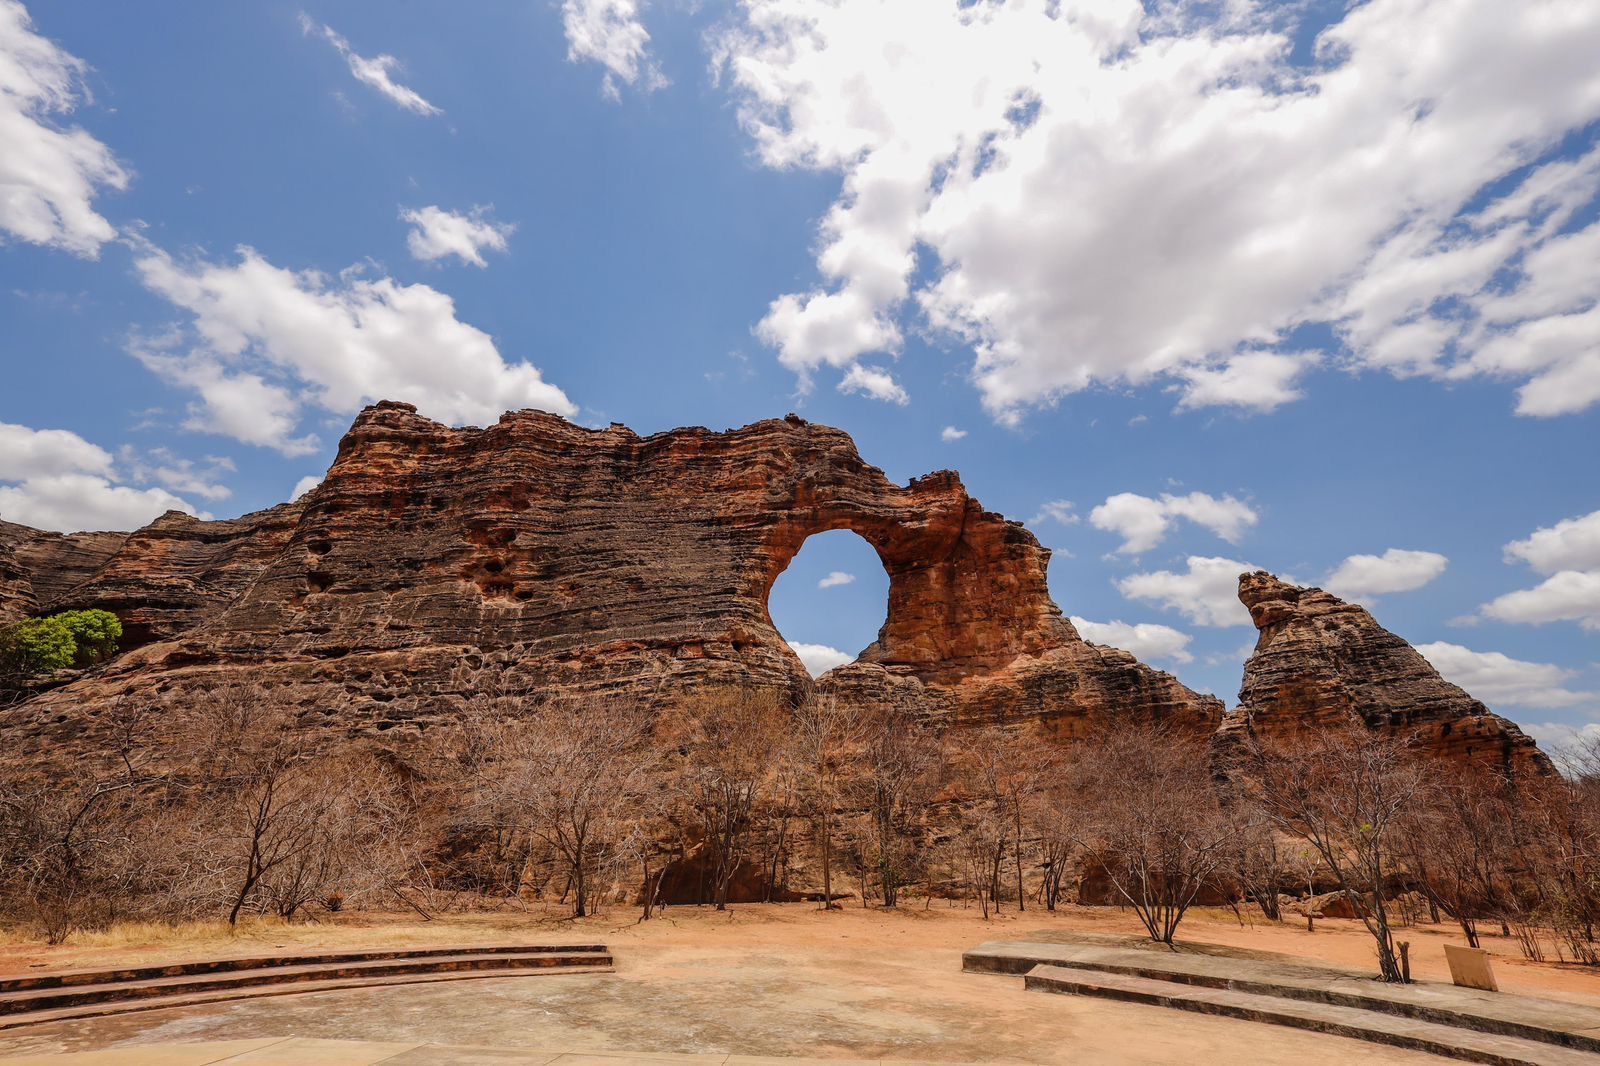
1 1 1597 745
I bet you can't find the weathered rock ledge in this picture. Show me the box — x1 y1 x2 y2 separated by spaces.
1223 571 1552 775
0 404 1222 755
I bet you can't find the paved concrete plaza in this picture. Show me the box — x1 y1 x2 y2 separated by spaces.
0 922 1455 1065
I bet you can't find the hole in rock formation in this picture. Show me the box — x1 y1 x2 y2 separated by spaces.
766 529 889 678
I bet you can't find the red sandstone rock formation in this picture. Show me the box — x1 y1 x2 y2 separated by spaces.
0 519 127 623
1222 571 1551 775
0 403 1222 754
42 505 305 648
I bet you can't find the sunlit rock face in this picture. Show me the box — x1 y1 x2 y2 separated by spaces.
1222 571 1552 776
0 402 1221 755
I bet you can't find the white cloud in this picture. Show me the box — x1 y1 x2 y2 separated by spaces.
0 422 201 533
0 475 199 534
1116 555 1257 628
401 205 514 268
290 474 322 502
817 570 854 590
940 426 968 442
128 241 576 456
1324 548 1448 602
0 420 112 481
0 0 129 256
301 15 440 116
562 0 666 102
1480 509 1600 631
1519 721 1600 768
1482 571 1600 632
1505 509 1600 574
116 446 234 501
1069 616 1193 664
1030 500 1078 528
712 0 1600 421
838 363 908 405
1416 641 1594 710
1175 351 1320 413
788 640 852 677
1090 491 1257 555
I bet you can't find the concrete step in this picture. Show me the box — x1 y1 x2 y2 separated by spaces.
963 940 1600 1054
0 950 611 1018
1025 965 1599 1066
0 964 614 1032
0 943 607 993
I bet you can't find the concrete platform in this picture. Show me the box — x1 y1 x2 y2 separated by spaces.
0 947 613 1032
1024 966 1597 1066
0 1037 972 1065
965 937 1600 1063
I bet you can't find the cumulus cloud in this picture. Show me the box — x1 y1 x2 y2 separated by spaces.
1116 556 1257 628
562 0 666 101
1482 571 1600 631
1416 641 1595 710
0 420 112 481
788 641 851 677
1505 509 1600 574
116 446 234 502
1175 352 1320 413
290 474 322 502
817 570 854 590
940 426 967 442
0 422 202 533
0 0 129 256
1069 616 1193 664
128 241 576 456
1324 548 1449 602
401 205 514 268
712 0 1600 422
301 15 440 116
1481 509 1600 630
838 363 908 405
1090 491 1257 555
1519 721 1600 770
1030 500 1078 528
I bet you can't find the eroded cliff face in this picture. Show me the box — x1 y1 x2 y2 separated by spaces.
0 519 128 624
1223 571 1551 775
0 403 1222 753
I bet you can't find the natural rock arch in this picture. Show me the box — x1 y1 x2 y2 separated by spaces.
1 404 1223 754
761 528 890 674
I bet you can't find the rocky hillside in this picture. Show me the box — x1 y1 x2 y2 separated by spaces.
0 405 1553 774
1223 571 1552 775
0 403 1223 758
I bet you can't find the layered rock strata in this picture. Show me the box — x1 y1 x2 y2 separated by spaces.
1223 572 1551 775
1 403 1222 754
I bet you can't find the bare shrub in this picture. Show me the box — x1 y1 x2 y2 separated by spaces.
852 705 943 908
457 693 660 917
787 694 864 909
163 683 415 926
1244 727 1429 981
0 699 177 941
682 689 790 910
1398 762 1525 947
1076 725 1237 945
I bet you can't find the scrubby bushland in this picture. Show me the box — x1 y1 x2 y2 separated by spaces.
3 679 1598 980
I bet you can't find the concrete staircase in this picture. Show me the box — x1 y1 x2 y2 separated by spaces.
964 939 1600 1065
0 944 612 1031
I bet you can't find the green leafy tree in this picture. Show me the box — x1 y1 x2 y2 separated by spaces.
0 617 76 676
54 610 122 666
0 609 121 692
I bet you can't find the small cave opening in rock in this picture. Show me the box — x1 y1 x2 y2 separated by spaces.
765 529 889 677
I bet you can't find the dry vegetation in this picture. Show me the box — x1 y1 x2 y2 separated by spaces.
2 681 1598 987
